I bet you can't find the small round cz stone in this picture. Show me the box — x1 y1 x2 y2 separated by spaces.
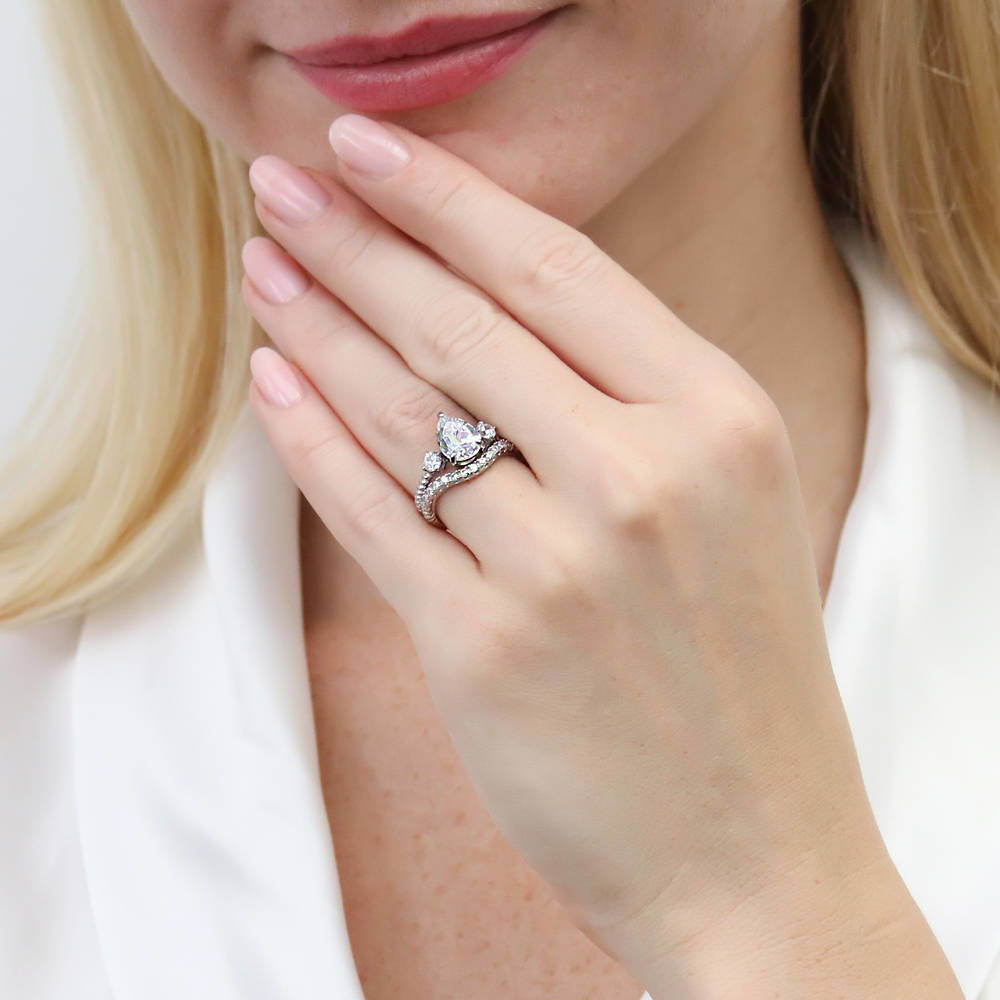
476 421 497 441
423 450 445 472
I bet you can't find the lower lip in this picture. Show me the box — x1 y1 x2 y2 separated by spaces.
288 8 563 112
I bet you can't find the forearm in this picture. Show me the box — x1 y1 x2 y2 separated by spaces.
610 850 964 999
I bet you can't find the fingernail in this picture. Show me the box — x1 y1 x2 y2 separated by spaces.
250 347 305 407
242 236 311 304
248 154 331 224
328 114 412 179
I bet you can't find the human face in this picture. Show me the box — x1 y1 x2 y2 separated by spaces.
119 0 794 227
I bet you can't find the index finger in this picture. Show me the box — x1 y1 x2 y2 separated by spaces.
327 113 711 404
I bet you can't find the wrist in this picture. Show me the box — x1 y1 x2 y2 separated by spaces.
599 843 963 999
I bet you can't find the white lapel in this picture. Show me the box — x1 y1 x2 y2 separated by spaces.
72 402 365 998
825 220 1000 998
70 221 1000 999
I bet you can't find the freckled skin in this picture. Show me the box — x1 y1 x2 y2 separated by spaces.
301 512 648 999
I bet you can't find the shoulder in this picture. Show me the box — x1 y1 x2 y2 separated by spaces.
0 613 85 845
0 612 83 667
0 613 113 996
0 613 84 720
0 611 84 782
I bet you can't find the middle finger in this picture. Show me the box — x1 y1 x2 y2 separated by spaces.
247 154 610 488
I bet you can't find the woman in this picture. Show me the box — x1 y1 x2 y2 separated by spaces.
2 0 999 996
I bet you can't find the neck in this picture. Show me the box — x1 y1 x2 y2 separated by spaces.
578 6 867 597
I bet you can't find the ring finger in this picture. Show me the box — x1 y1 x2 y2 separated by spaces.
241 235 548 564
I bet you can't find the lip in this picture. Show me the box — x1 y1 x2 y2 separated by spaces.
283 6 566 112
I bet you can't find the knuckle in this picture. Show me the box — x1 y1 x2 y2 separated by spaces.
708 388 792 485
292 299 355 352
601 468 679 536
343 481 399 538
524 542 589 606
325 217 380 274
417 171 475 226
373 379 446 443
286 426 344 470
436 605 522 697
516 226 608 300
414 287 509 372
585 438 681 536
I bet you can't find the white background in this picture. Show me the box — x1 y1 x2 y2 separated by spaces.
1 1 86 448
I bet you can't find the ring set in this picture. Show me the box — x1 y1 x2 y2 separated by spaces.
414 412 518 528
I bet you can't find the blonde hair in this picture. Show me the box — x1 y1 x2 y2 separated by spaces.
2 0 999 624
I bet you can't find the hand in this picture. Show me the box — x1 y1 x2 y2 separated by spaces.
240 114 954 996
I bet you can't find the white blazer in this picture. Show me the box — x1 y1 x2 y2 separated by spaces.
3 221 1000 1000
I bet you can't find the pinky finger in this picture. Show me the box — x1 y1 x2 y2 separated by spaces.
247 346 479 620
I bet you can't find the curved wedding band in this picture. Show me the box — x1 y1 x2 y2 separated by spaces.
414 412 518 529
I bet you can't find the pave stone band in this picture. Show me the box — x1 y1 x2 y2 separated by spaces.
415 413 517 528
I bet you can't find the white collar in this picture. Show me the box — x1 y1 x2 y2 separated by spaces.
71 221 1000 999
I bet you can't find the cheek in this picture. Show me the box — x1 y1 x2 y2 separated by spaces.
119 0 256 155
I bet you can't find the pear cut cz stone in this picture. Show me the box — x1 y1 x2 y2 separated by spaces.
437 413 496 466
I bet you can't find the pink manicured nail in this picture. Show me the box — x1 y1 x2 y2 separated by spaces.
250 347 305 407
242 237 311 304
248 154 331 224
328 114 412 179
